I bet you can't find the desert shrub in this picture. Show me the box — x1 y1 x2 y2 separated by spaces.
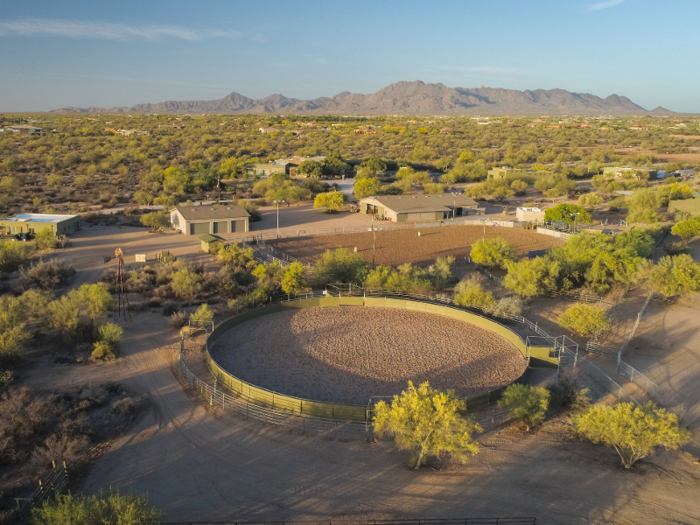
558 303 610 336
0 240 32 272
227 283 270 310
97 323 123 346
47 295 80 334
190 303 214 325
453 279 497 310
313 248 369 285
34 229 58 251
548 375 591 411
664 241 690 256
0 369 15 387
91 341 116 362
488 296 523 318
140 211 169 232
218 243 255 269
498 384 550 431
0 388 49 462
577 193 604 208
572 402 690 468
171 268 202 300
112 397 136 416
29 491 165 525
168 311 188 329
30 434 90 473
423 183 445 194
0 326 32 364
19 259 75 291
469 237 516 269
21 289 54 320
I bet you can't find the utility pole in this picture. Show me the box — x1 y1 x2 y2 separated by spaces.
217 172 221 203
274 200 285 238
372 212 376 269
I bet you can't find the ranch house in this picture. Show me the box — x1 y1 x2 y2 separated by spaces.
359 195 479 222
0 213 80 236
170 205 250 236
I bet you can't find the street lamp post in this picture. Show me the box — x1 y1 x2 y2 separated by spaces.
274 200 285 238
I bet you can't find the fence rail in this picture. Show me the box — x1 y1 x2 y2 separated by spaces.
160 519 538 525
8 392 152 525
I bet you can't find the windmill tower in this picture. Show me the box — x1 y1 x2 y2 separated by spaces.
115 248 130 320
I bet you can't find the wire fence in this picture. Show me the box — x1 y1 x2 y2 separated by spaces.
160 519 538 525
7 392 152 525
617 291 654 363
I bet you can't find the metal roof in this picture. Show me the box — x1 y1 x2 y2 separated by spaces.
360 194 478 213
0 213 78 224
174 205 250 221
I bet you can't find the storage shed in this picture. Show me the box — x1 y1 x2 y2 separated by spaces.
199 234 224 253
359 195 479 222
0 213 80 236
170 205 250 236
516 207 546 223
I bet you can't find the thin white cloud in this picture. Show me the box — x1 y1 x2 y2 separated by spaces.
0 19 241 40
586 0 625 12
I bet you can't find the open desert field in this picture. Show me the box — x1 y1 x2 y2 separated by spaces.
269 225 565 266
210 306 527 404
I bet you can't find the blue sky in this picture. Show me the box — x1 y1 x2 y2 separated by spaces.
0 0 697 112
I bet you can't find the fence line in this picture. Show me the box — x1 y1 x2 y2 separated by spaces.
8 393 152 525
160 519 538 525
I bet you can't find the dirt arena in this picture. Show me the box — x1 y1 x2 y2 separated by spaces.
210 306 527 404
269 225 565 266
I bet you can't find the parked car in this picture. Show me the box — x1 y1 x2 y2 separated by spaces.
12 232 34 242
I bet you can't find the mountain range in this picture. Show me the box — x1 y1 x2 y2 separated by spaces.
51 81 670 115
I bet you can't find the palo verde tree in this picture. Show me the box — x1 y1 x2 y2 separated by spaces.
453 278 497 310
281 262 308 297
644 254 700 297
313 248 369 285
140 211 169 232
558 303 611 337
469 237 516 269
544 203 592 225
354 177 381 199
671 215 700 242
498 384 550 431
313 190 346 213
572 402 690 469
374 381 482 469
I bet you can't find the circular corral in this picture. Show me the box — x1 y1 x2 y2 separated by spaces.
210 306 527 405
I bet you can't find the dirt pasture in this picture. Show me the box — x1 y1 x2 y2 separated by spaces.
269 225 565 266
211 307 527 404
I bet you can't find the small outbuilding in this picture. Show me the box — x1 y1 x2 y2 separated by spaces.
199 234 224 253
359 194 479 222
0 213 80 236
170 205 250 236
516 207 546 223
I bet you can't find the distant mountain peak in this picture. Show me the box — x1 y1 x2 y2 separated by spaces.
50 81 651 115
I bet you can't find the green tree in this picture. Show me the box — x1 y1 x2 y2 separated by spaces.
162 166 192 194
627 188 661 224
281 262 308 297
190 303 214 325
423 183 445 194
74 283 113 326
30 491 165 525
645 254 700 297
498 384 550 431
297 159 323 177
218 243 255 268
510 179 528 196
578 193 604 208
503 257 560 298
46 174 63 188
572 402 690 468
544 203 592 225
314 191 346 213
171 268 202 300
354 177 381 199
374 381 482 469
453 279 497 310
34 229 57 251
0 175 21 193
470 238 517 269
313 248 369 285
558 303 611 336
140 211 169 232
48 295 80 334
97 322 123 346
671 216 700 242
